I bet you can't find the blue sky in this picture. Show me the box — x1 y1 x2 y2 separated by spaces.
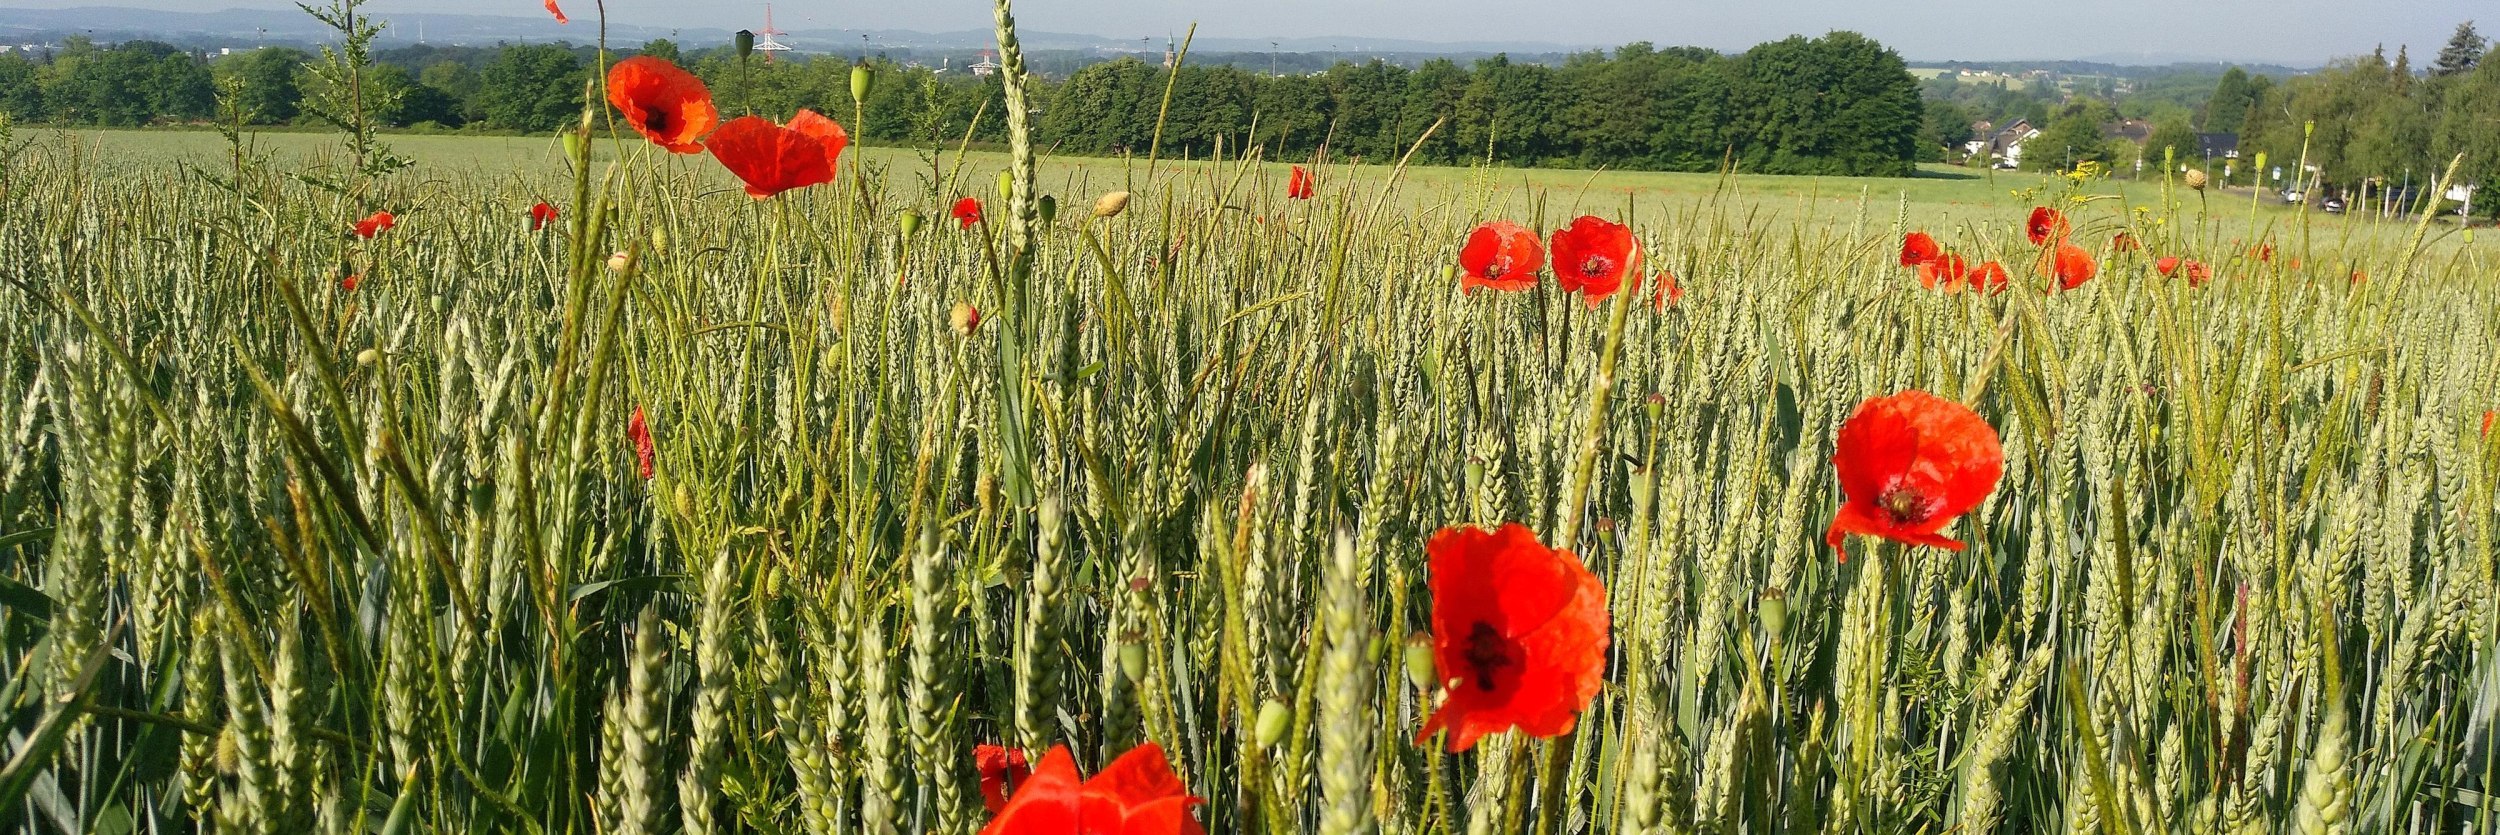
5 0 2487 63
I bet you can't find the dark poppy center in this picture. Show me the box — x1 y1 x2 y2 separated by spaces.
1461 621 1518 692
1877 484 1935 525
1580 255 1613 277
641 104 670 134
1487 254 1513 279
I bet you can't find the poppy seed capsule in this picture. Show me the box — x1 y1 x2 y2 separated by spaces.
1093 191 1132 218
997 170 1014 201
1117 642 1147 683
1253 700 1292 747
2184 169 2209 191
1038 194 1057 225
898 210 922 238
734 30 754 60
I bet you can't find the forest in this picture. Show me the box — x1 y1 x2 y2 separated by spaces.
0 21 2495 195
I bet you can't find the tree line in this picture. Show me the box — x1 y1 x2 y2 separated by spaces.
0 31 1925 177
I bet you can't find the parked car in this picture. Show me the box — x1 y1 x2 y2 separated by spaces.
2322 197 2345 214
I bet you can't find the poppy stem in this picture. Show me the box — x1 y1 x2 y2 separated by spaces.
1553 261 1639 553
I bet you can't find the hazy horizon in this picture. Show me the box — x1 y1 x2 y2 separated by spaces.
0 0 2483 65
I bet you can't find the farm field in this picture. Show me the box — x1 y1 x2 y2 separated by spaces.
2 48 2499 835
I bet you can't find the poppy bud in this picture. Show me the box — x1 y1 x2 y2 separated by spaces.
356 348 381 367
850 59 875 104
650 226 669 256
1759 588 1789 642
561 129 586 164
1093 191 1132 219
607 252 631 273
997 170 1014 201
1037 194 1057 225
950 301 982 337
674 484 693 517
1254 700 1292 747
1462 456 1485 501
1118 641 1148 683
735 30 755 60
2184 169 2208 191
898 210 923 239
1402 631 1436 693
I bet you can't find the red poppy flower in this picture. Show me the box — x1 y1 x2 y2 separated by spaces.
1549 215 1639 307
607 56 719 154
2112 232 2139 252
1458 221 1544 292
975 744 1033 814
2039 243 2096 290
954 197 984 229
1969 261 2010 295
1287 165 1315 200
2157 256 2211 286
979 743 1204 835
1648 271 1682 310
707 115 838 199
2025 206 2069 246
788 109 852 173
1825 390 2004 562
544 0 567 23
2248 243 2274 262
340 274 361 292
1417 523 1609 753
627 405 655 480
2348 269 2366 285
1900 231 1941 267
2484 410 2495 437
1918 252 1968 291
353 210 395 239
529 201 559 231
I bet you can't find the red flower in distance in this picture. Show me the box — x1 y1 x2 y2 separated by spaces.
607 56 719 154
708 114 839 199
2483 410 2494 437
1649 271 1682 310
953 197 984 229
2112 232 2139 252
1969 260 2010 295
353 210 395 239
2156 256 2213 287
544 0 567 23
1550 215 1640 307
529 201 559 231
789 109 852 174
1418 523 1609 753
1458 221 1544 292
2042 243 2096 290
1918 252 1968 291
2026 206 2069 246
2249 242 2275 262
340 274 361 292
979 743 1204 835
975 744 1033 814
627 405 655 480
1900 231 1942 267
1825 390 2005 562
1287 165 1315 200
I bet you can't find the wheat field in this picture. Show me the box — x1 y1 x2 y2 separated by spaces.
0 22 2497 834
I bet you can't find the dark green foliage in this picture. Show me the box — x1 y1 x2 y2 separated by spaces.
2432 21 2484 78
479 43 587 132
2025 98 2121 172
215 47 309 124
